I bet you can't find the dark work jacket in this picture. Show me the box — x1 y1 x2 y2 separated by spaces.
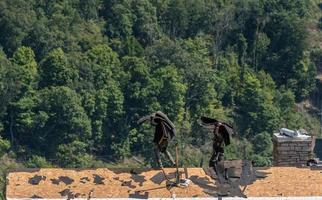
153 118 173 152
213 125 227 153
216 124 230 145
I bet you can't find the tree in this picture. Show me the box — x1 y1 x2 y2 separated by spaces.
79 0 101 20
122 56 159 120
276 88 296 122
84 45 125 154
224 138 254 160
103 0 160 45
159 0 188 38
56 140 95 168
39 48 78 88
252 132 273 156
23 0 106 59
103 0 135 39
86 44 121 89
0 51 15 133
14 86 92 158
153 65 186 121
236 71 280 137
4 47 38 146
0 0 36 55
120 56 160 157
134 64 187 163
10 46 38 89
262 0 311 18
215 53 241 107
0 138 10 158
90 83 125 154
25 155 52 168
264 13 308 87
252 154 271 167
110 36 144 57
132 0 161 45
287 54 317 100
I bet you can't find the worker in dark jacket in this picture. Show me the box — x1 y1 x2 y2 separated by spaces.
200 116 235 182
138 111 176 168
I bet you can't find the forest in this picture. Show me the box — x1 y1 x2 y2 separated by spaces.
0 0 322 198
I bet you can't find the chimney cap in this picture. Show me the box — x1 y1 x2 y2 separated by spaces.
273 132 311 142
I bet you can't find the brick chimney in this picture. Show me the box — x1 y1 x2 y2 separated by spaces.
273 129 315 166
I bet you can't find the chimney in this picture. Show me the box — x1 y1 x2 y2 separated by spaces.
273 128 315 166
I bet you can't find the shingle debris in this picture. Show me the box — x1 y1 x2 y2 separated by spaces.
28 175 46 185
93 174 105 185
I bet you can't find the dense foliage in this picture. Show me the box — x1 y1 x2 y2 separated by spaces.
0 3 322 196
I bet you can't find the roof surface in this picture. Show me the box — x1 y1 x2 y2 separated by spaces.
6 166 322 199
244 167 322 197
7 168 217 199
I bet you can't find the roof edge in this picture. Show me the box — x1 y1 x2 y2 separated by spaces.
7 197 322 200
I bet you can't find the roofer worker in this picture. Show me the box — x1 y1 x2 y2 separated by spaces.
138 111 176 168
209 121 228 167
200 117 235 181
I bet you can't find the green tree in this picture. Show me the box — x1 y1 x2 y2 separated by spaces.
86 44 121 88
215 53 241 107
112 36 144 57
0 0 36 55
56 140 95 168
122 56 159 119
287 54 317 100
132 0 160 45
262 0 311 18
39 48 78 88
103 0 135 39
79 0 101 20
133 65 186 162
159 0 188 38
121 56 160 158
0 138 10 157
25 155 52 168
252 132 273 156
153 65 186 121
225 138 254 160
84 45 125 154
23 0 106 59
276 88 296 127
0 51 15 133
264 13 309 90
252 154 271 167
236 71 280 137
4 47 38 146
10 46 38 88
16 86 92 158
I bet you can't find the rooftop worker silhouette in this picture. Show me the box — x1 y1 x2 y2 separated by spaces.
200 116 236 183
138 111 176 168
